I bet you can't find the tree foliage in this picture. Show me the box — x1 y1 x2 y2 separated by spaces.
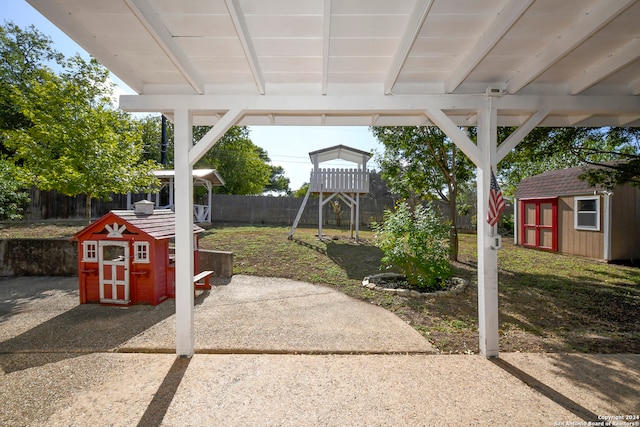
373 201 451 290
498 127 640 194
192 126 271 195
140 117 290 195
370 126 474 261
0 22 159 221
0 158 29 220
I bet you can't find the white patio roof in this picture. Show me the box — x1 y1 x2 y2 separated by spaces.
27 0 640 128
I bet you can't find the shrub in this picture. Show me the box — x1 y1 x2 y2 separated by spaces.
373 201 451 290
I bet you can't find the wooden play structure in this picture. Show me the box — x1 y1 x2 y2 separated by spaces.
127 169 225 223
289 145 371 241
72 200 212 305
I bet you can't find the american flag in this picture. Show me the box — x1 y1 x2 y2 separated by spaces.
487 169 505 226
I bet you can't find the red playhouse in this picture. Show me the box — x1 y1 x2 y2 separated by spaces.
72 200 210 305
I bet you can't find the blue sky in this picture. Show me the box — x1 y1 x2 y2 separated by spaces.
1 0 381 191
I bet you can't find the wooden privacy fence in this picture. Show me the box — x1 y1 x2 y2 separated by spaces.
20 188 488 229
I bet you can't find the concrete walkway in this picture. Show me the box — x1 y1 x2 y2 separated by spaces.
0 276 638 426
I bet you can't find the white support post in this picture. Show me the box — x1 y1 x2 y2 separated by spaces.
476 98 500 358
174 109 195 357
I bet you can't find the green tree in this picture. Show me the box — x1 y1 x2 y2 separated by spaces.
373 201 451 290
194 126 275 195
498 127 640 194
370 126 474 261
2 27 158 222
0 22 63 137
148 122 286 195
571 128 640 189
0 159 29 219
293 183 309 198
0 22 64 217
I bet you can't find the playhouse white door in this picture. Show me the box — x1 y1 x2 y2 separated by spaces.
99 241 130 304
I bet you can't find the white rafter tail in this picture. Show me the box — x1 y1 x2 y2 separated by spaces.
506 0 636 94
225 0 265 95
383 0 435 95
497 108 550 162
570 37 640 95
124 0 204 94
189 109 245 166
619 114 640 126
424 108 481 167
567 114 595 126
322 0 332 95
445 0 534 94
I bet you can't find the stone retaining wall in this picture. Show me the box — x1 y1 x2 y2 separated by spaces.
0 239 77 277
0 239 234 281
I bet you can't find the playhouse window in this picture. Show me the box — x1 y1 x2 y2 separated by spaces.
134 242 150 263
574 196 600 231
82 241 98 262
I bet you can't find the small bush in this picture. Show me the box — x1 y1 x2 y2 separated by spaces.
373 202 451 290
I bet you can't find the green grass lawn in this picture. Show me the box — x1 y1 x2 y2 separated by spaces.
2 221 639 354
199 225 640 354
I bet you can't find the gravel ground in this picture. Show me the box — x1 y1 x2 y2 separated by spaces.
1 276 639 426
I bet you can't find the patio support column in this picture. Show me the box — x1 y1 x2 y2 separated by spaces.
174 108 195 357
476 97 500 358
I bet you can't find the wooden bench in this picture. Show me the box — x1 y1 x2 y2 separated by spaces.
193 270 214 292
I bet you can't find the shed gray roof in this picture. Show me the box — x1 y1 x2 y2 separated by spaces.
111 209 204 240
515 166 606 199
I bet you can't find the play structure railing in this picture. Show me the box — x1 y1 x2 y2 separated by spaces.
309 168 369 193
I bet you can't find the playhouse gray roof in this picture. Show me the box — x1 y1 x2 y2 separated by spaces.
111 209 204 240
515 166 606 199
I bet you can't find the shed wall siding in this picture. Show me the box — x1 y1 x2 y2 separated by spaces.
557 196 604 260
610 185 640 261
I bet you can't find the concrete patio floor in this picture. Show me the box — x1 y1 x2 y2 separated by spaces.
0 275 638 426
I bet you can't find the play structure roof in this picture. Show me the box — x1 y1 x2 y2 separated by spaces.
308 145 372 165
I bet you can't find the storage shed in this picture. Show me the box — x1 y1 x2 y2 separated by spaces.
514 166 640 262
72 200 204 305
